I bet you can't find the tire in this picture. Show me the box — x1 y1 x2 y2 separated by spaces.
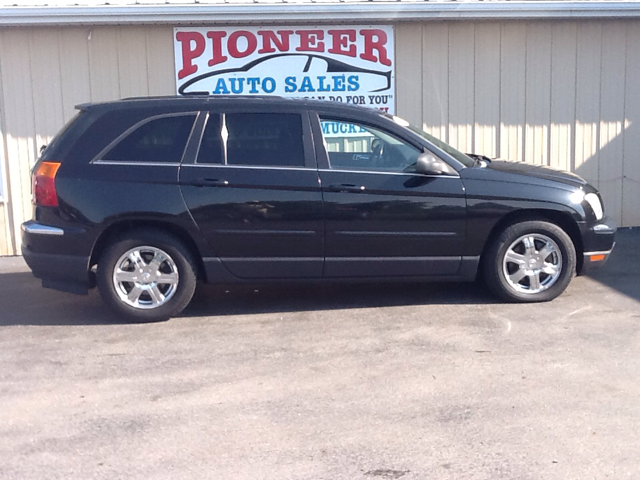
96 229 197 322
483 220 577 303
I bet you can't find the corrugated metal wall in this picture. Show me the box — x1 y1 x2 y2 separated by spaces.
0 21 638 256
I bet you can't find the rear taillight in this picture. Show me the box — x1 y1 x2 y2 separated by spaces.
32 161 61 207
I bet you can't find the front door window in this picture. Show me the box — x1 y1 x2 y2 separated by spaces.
320 118 421 172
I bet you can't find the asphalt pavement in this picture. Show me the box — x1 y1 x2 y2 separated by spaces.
0 229 638 479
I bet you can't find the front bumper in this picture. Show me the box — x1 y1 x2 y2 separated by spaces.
578 216 617 274
21 221 92 294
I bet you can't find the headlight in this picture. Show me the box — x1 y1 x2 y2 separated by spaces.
584 193 603 220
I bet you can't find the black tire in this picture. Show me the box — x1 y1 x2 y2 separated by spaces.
96 229 197 322
483 220 577 303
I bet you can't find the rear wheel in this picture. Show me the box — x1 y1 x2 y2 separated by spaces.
97 229 197 321
483 220 576 302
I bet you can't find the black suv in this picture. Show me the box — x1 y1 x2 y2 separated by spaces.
22 96 616 321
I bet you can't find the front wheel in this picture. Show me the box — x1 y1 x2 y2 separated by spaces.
96 229 197 321
483 220 577 302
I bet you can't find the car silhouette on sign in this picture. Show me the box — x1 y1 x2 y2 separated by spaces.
178 53 392 96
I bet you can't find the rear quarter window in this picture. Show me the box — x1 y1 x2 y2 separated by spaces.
102 114 196 164
40 112 86 162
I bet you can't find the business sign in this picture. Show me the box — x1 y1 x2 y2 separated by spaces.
174 26 395 114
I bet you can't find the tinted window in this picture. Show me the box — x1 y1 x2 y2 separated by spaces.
320 118 421 172
41 112 83 161
196 114 224 164
103 114 196 163
226 113 304 167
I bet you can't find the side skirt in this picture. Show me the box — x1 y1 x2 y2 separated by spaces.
202 256 480 284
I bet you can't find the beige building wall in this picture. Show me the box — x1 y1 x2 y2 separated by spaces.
0 21 638 256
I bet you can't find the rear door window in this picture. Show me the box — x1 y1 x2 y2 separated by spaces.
103 114 196 163
196 113 305 167
196 114 224 164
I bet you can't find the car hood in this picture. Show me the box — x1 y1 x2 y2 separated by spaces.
484 160 588 189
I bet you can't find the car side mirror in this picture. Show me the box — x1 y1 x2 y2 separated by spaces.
415 151 456 175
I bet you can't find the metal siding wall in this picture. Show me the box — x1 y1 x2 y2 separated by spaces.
524 23 552 166
549 22 577 173
422 23 449 142
0 205 8 256
146 28 176 96
118 27 150 98
88 29 121 101
396 20 637 227
30 30 66 153
0 48 12 256
474 24 500 158
0 26 175 255
499 23 527 163
0 29 38 255
60 29 92 123
623 22 640 227
395 23 422 125
448 24 475 153
598 21 627 232
574 22 602 188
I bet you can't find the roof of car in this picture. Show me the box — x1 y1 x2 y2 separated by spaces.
77 95 385 117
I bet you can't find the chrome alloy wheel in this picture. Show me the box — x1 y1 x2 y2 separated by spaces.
112 246 179 309
502 233 563 294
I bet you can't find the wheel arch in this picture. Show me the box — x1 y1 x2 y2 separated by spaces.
478 209 584 278
89 220 206 281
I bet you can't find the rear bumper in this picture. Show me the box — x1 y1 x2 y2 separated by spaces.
21 221 92 294
578 216 617 274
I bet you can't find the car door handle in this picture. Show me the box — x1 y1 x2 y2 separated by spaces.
187 178 229 187
327 183 366 193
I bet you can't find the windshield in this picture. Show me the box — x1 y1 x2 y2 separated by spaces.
387 114 475 168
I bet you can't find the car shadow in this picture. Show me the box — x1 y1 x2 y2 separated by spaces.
0 272 131 326
586 227 640 302
183 280 495 319
0 269 495 326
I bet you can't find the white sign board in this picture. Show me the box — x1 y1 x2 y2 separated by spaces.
174 26 395 114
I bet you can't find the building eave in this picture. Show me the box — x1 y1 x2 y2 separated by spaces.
1 2 640 27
